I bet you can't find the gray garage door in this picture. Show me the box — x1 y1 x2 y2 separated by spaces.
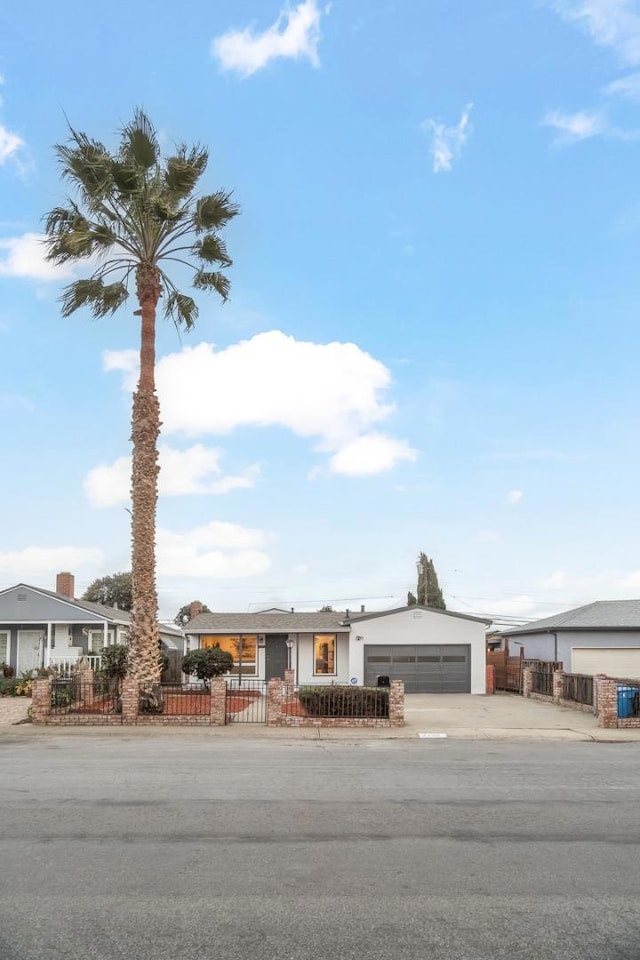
364 644 471 693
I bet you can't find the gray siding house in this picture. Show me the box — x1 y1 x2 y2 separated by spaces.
0 572 183 675
499 600 640 679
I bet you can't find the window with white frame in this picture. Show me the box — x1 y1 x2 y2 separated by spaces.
0 631 8 665
313 634 337 675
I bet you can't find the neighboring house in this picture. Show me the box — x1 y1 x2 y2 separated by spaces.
344 605 490 694
185 604 491 693
499 600 640 678
0 572 182 675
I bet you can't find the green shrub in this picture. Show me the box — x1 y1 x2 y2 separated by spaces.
182 648 233 685
158 650 170 675
0 677 19 696
51 681 75 708
297 685 389 718
99 644 129 679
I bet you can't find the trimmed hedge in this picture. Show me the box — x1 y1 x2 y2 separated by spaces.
297 685 389 718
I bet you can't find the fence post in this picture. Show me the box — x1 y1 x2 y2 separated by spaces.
121 677 139 724
210 678 227 726
522 667 532 698
485 664 495 695
389 680 404 725
267 678 283 726
552 670 564 703
31 678 52 724
595 676 618 728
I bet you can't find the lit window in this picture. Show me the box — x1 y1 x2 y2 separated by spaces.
202 635 257 675
314 634 336 675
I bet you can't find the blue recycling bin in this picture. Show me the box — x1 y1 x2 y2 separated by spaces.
617 686 639 718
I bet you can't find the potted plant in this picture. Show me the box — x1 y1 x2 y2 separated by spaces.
1 663 14 678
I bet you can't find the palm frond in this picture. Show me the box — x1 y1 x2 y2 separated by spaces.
60 278 129 319
192 269 230 301
193 191 240 232
192 234 232 267
56 129 114 202
164 144 209 201
164 290 199 330
120 108 159 170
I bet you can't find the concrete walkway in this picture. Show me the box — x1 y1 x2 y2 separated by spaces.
2 691 639 741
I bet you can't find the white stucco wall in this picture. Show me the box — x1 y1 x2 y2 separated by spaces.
506 630 640 670
347 608 487 694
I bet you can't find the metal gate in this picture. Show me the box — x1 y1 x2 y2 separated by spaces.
225 679 268 723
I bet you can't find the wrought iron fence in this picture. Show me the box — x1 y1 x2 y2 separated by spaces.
226 679 267 723
530 671 554 698
50 678 121 717
562 673 594 706
295 685 390 718
138 682 210 717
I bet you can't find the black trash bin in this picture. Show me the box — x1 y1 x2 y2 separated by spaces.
377 675 390 687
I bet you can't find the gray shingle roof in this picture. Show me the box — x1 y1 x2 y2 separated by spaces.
500 600 640 635
186 611 348 633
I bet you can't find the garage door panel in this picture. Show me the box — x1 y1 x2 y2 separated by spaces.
572 647 640 680
364 644 470 693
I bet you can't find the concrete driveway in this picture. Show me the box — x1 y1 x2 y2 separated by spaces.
403 692 609 740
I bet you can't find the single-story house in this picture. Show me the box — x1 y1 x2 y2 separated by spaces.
499 600 640 678
0 572 183 675
184 604 491 693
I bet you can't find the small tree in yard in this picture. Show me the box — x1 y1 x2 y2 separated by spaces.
182 648 233 686
100 644 129 679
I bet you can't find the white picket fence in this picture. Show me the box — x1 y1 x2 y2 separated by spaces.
46 655 103 676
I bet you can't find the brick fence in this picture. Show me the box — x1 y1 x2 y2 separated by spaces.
522 667 640 728
31 672 404 728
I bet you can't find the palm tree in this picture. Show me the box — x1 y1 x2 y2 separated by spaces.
44 110 239 681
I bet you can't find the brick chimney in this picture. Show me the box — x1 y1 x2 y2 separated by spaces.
188 600 204 622
56 572 75 599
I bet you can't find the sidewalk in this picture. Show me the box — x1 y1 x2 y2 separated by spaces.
2 692 640 742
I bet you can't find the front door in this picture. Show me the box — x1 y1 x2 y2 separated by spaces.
17 631 43 674
265 635 289 680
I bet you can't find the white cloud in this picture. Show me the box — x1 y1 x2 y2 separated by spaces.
423 103 473 173
0 125 23 165
0 232 76 281
328 433 417 476
543 108 606 142
605 71 640 99
104 330 413 476
212 0 323 77
0 546 102 577
506 489 523 505
157 521 271 579
84 444 260 508
292 563 309 575
0 76 25 166
550 0 640 66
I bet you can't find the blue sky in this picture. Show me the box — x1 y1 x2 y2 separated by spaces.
1 0 640 622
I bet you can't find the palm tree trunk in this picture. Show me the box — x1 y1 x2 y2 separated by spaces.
128 262 162 682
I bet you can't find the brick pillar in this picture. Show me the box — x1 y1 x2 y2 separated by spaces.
76 663 95 706
284 668 295 685
267 678 283 726
121 677 139 724
31 678 52 724
389 679 404 726
595 676 618 728
210 678 227 725
552 670 565 703
485 664 495 695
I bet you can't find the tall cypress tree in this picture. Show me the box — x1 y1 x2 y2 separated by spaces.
416 552 446 609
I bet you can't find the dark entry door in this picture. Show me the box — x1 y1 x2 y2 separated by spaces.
265 635 289 680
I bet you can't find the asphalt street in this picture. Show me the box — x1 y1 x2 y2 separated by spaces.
0 733 639 960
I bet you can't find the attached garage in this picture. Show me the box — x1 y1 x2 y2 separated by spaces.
345 605 490 695
364 644 471 693
572 647 640 680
